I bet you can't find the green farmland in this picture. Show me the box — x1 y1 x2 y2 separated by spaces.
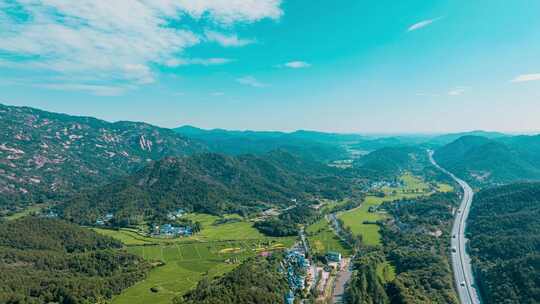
93 213 295 304
339 173 449 246
306 218 352 257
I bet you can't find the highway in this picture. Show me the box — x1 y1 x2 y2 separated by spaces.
428 151 481 304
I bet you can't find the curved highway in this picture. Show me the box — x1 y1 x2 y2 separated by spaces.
428 151 480 304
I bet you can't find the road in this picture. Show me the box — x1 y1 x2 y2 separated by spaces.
331 258 352 304
327 212 354 304
428 151 481 304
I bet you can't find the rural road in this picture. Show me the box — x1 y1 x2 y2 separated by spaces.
428 151 481 304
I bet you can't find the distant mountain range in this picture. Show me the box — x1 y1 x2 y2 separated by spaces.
1 103 535 211
175 125 364 162
434 135 540 184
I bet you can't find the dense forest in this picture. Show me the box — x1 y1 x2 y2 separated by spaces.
434 135 540 185
255 203 320 237
0 217 150 303
173 255 288 304
58 150 361 226
353 146 429 178
468 182 540 304
57 151 354 226
345 192 459 304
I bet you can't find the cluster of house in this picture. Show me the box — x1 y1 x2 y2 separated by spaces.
42 210 58 218
283 249 310 304
153 223 192 237
370 180 403 190
95 213 114 226
167 208 185 220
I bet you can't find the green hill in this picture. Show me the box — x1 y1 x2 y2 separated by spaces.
0 217 150 303
434 135 540 184
354 146 428 177
468 182 540 304
59 151 358 225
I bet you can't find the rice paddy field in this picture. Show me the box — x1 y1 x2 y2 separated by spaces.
94 213 295 304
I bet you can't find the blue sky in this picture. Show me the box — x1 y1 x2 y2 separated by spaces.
1 0 539 133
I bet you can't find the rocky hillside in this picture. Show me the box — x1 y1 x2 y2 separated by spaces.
0 104 205 208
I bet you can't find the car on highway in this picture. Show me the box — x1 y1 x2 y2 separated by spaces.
460 281 466 287
452 247 457 253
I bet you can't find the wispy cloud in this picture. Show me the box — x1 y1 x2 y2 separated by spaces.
37 84 129 96
0 0 282 91
416 92 440 97
236 76 268 88
165 58 233 67
281 61 312 69
511 73 540 83
448 86 469 96
205 30 255 47
408 17 442 32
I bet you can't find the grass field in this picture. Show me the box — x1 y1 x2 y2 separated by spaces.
337 196 391 246
306 218 352 257
97 213 295 304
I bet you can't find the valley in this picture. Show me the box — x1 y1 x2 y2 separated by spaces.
1 104 539 304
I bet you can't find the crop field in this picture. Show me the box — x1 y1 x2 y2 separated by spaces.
113 238 294 304
306 218 351 257
98 213 295 304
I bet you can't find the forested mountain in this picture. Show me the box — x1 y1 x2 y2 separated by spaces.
0 217 150 303
0 104 205 209
59 151 360 225
353 146 429 177
434 135 540 184
468 182 540 304
173 255 288 304
427 130 506 146
174 126 360 162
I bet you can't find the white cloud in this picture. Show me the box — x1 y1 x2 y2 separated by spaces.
38 84 128 96
416 92 440 97
448 86 469 96
165 58 233 67
511 73 540 83
236 76 268 88
0 0 282 91
205 30 254 47
408 17 442 32
282 61 311 69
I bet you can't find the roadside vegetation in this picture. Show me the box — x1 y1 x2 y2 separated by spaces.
468 182 540 304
